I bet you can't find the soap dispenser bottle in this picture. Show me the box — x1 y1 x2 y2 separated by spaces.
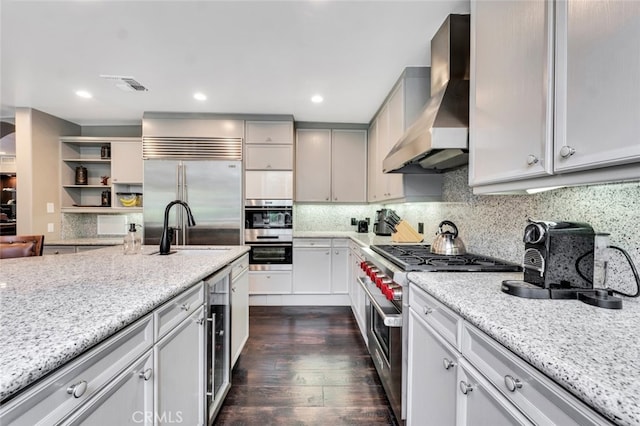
123 223 142 255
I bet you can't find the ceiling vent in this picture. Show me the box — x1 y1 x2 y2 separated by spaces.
100 75 149 92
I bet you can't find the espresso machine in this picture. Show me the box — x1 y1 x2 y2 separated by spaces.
502 219 624 309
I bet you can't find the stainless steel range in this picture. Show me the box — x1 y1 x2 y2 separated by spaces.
358 243 520 424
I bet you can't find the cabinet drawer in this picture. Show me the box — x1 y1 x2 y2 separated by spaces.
408 284 460 349
154 282 204 340
293 238 331 248
231 254 249 280
245 145 293 170
43 245 77 255
0 315 153 426
332 238 350 248
249 271 292 294
245 121 293 144
461 323 611 426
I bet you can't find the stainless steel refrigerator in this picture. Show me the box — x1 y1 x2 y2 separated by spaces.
143 140 243 246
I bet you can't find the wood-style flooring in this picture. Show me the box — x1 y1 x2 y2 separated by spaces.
214 306 398 426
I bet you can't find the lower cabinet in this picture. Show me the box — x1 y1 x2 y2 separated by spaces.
407 309 458 425
348 242 367 343
230 255 249 367
62 351 154 425
407 283 612 426
292 238 349 295
154 306 205 426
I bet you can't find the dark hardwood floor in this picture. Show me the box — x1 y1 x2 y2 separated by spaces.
214 306 398 426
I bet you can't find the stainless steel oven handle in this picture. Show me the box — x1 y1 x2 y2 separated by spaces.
357 276 402 327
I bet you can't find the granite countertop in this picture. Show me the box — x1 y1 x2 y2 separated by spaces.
45 238 123 246
0 245 249 402
409 271 640 426
293 230 399 247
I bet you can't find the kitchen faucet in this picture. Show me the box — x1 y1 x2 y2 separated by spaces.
159 200 196 255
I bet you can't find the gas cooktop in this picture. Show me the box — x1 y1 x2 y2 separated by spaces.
370 244 522 272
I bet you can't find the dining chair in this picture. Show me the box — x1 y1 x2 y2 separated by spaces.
0 235 45 259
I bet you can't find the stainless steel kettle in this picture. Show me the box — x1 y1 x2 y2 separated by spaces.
431 220 466 255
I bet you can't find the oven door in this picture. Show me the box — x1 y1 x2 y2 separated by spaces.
358 276 403 423
247 243 292 271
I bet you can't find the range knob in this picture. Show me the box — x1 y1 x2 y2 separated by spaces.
377 277 392 289
383 283 403 301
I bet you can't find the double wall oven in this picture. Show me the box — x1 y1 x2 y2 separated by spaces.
359 244 521 424
244 200 292 270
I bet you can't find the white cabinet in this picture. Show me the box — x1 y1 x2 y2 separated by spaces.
154 306 205 426
111 139 143 183
295 129 331 202
348 242 367 343
245 145 293 170
62 351 154 426
292 238 349 294
292 238 332 294
470 0 640 192
456 359 532 426
230 255 249 367
245 121 293 144
368 68 443 202
407 282 613 426
295 129 367 203
407 310 459 426
245 170 293 200
330 239 349 294
554 0 640 173
248 270 292 294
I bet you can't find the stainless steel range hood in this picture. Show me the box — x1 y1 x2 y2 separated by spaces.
383 14 470 174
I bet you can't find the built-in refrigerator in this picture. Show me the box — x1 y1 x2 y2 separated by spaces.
142 130 243 246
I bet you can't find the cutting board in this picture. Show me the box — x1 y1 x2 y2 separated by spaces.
391 221 424 243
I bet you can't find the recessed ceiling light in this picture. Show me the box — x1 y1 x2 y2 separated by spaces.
194 92 207 101
311 94 324 104
75 90 92 99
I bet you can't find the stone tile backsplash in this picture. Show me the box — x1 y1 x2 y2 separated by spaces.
295 167 640 297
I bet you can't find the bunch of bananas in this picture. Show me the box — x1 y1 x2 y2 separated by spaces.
119 197 138 207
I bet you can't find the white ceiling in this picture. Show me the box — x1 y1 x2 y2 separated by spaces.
0 0 470 126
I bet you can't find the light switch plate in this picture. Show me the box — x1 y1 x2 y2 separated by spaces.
47 223 54 232
47 203 54 213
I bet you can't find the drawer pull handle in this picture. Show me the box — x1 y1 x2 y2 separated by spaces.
504 375 523 392
180 303 190 311
442 358 456 370
423 307 433 315
139 368 153 381
195 317 205 325
559 145 576 158
459 380 473 395
67 380 88 398
526 154 539 165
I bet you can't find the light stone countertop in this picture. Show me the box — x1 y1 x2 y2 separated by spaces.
409 271 640 426
0 245 249 402
45 238 123 246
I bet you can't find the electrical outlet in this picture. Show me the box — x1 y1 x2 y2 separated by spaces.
47 223 54 232
46 202 55 213
350 218 357 225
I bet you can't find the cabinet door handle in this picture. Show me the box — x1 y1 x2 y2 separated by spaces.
195 317 205 325
67 380 88 398
139 368 153 381
559 145 576 158
459 380 473 395
180 303 191 311
526 154 539 165
442 358 456 370
504 374 523 392
422 306 433 315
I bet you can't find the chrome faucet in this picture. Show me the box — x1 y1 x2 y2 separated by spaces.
159 200 196 255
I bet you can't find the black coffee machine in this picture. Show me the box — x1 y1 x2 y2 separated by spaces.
502 219 623 309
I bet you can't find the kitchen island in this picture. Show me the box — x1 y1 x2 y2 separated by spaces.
409 271 640 426
0 245 249 404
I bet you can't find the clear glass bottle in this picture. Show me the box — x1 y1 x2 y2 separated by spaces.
123 223 142 255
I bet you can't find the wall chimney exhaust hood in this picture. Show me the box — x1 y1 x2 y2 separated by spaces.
383 14 470 174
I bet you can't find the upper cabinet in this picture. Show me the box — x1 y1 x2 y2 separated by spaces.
368 68 443 203
295 128 367 203
470 0 640 192
244 120 294 171
60 137 143 212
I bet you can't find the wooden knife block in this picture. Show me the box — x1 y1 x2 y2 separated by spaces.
391 220 424 243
